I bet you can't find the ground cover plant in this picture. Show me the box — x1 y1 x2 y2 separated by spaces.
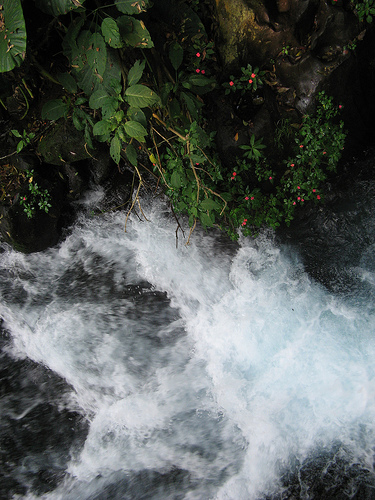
0 0 348 241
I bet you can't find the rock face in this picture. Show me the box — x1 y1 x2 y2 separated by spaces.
214 0 374 141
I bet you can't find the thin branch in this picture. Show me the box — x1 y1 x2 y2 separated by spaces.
152 113 187 141
186 217 196 246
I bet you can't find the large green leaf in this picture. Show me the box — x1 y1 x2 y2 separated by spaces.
127 106 147 127
41 99 69 121
115 0 151 15
127 59 145 87
169 42 183 71
75 45 121 96
89 88 110 109
87 32 107 77
117 16 153 49
110 134 121 164
35 0 85 16
101 18 123 49
125 84 160 108
123 120 147 138
57 72 77 93
93 119 114 136
0 0 26 73
125 144 137 166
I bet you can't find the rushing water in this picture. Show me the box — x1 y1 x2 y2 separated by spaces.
1 168 375 499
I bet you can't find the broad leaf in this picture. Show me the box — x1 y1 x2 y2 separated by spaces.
180 92 199 121
41 99 69 120
200 198 221 211
93 119 114 136
117 16 153 49
0 0 26 73
57 72 77 93
101 17 123 49
169 42 183 71
72 108 87 131
35 0 85 16
110 135 121 164
115 0 151 15
200 212 214 228
84 122 94 149
89 88 110 109
123 120 147 138
170 171 182 189
125 84 160 108
101 97 120 119
87 32 107 77
125 144 137 166
75 46 121 96
128 59 145 87
127 107 147 127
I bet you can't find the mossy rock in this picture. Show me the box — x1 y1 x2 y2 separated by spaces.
38 121 92 165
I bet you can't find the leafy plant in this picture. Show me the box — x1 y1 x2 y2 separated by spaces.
11 129 36 153
223 92 346 237
19 170 52 218
352 0 375 22
223 64 265 95
240 135 266 162
281 45 290 56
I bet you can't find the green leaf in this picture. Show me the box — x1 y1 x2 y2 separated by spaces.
35 0 85 16
200 198 220 211
117 15 153 49
128 59 145 87
101 97 120 119
72 108 87 131
175 201 186 212
123 120 147 138
200 212 214 228
41 99 69 120
87 32 107 77
89 88 110 109
169 42 183 71
75 46 121 96
171 171 182 189
16 141 24 153
110 135 121 164
101 17 123 48
84 122 94 149
125 84 160 108
180 92 198 121
11 129 22 138
125 144 137 166
0 0 27 73
92 119 114 136
127 107 147 127
186 74 213 87
57 72 78 93
115 0 151 15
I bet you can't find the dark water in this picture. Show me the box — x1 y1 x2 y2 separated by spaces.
1 160 375 499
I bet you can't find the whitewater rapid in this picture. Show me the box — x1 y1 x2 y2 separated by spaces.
1 190 375 499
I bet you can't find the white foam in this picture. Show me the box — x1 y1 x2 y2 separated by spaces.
1 197 375 499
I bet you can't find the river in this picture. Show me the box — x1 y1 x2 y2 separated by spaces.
1 157 375 499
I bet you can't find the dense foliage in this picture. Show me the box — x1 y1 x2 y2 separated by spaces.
0 0 356 240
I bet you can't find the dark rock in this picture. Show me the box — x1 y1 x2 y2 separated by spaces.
38 121 92 166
